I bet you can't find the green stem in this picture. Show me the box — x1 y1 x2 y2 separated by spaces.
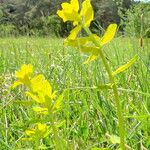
83 26 125 150
48 109 62 150
35 138 40 150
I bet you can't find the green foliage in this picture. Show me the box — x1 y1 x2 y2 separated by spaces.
0 37 150 149
43 15 62 37
0 0 121 37
0 0 64 36
92 0 120 28
0 24 18 37
122 2 150 37
24 15 62 36
0 0 150 38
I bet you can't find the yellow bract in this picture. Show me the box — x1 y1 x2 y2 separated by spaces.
57 0 94 40
26 74 56 104
30 74 53 98
57 0 80 24
32 107 48 115
16 64 33 79
80 0 94 27
112 55 138 76
12 64 33 88
26 91 45 103
83 55 98 64
67 25 81 40
25 123 48 140
100 24 117 46
65 24 117 63
12 64 64 144
12 65 56 105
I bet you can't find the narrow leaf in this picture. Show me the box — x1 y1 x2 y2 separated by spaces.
110 135 120 144
32 107 48 115
56 120 66 128
80 46 99 54
97 84 113 90
11 81 23 89
112 55 138 76
92 148 110 150
68 25 81 40
83 55 98 64
13 100 34 106
53 92 64 110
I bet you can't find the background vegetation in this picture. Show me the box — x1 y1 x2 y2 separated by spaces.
0 0 150 149
0 0 150 37
1 36 150 149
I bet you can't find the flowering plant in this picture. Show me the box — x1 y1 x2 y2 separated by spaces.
12 64 64 149
57 0 138 149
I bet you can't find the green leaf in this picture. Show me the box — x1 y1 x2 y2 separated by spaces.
97 84 113 90
11 81 23 89
80 46 99 54
68 25 81 40
109 135 120 144
56 120 66 128
32 107 48 115
125 115 150 119
13 100 34 106
112 55 138 76
83 55 98 64
91 148 110 150
53 92 64 110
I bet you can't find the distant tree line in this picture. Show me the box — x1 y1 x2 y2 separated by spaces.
0 0 149 37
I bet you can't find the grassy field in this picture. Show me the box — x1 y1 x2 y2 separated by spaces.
0 37 150 149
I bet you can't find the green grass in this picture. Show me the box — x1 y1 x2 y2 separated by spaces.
0 36 150 149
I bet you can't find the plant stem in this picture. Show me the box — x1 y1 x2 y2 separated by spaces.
48 109 62 150
83 26 125 150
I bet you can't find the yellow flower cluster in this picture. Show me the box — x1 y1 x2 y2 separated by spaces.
57 0 94 40
12 64 33 88
13 64 55 110
23 123 49 141
57 1 138 149
57 0 117 63
12 64 63 141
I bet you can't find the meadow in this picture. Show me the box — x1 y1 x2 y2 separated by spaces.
0 36 150 149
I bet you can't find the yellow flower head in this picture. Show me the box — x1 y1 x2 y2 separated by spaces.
16 64 33 79
57 0 80 25
25 123 49 140
30 74 52 97
80 0 94 27
57 0 94 40
26 74 56 104
12 64 33 88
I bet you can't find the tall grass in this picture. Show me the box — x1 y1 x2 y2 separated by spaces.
0 37 150 149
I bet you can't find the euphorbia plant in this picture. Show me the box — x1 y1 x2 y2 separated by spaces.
12 64 64 150
57 0 137 149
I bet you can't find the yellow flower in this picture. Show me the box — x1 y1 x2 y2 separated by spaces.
26 74 56 104
30 74 52 97
57 0 94 40
57 0 80 25
32 107 48 115
80 0 94 27
16 64 33 79
24 123 49 141
65 24 117 63
12 64 33 88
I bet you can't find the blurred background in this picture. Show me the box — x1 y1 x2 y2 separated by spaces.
0 0 149 38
